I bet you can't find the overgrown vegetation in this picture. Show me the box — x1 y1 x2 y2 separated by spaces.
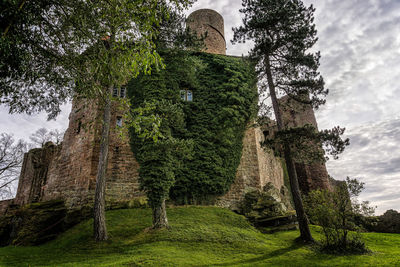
1 207 400 266
127 51 257 204
129 99 193 228
305 178 373 254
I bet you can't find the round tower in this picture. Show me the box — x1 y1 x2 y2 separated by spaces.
187 9 226 55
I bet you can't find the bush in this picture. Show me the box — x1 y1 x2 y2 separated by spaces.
367 209 400 233
305 178 371 254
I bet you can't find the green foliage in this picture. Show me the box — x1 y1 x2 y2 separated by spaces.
128 51 257 203
305 178 371 254
0 0 193 118
264 124 350 163
1 207 400 266
129 99 193 209
233 0 327 108
367 209 400 234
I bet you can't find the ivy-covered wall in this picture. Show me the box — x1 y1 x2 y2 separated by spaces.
128 51 257 204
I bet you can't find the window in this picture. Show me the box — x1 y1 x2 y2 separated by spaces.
180 90 186 101
113 87 126 98
77 121 82 134
187 90 193 101
263 130 270 139
112 88 118 97
120 87 126 98
116 116 123 127
180 89 193 102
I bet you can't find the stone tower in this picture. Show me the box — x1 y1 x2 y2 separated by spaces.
187 9 226 55
1 9 331 216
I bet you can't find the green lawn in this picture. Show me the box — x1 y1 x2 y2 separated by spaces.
0 207 399 266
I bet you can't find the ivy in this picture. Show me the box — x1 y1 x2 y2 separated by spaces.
127 50 257 204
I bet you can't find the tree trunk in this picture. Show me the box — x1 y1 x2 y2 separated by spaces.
93 87 112 241
152 199 169 229
265 56 314 243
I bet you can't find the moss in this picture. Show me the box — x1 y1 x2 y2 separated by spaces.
0 200 92 246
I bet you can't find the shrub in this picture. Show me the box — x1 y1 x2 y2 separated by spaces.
305 178 371 254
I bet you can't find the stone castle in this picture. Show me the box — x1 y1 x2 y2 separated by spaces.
0 9 332 215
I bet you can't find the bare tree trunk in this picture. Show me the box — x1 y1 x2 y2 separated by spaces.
265 56 314 243
152 199 169 229
93 87 112 241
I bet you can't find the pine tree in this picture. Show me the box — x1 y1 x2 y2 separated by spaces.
233 0 348 242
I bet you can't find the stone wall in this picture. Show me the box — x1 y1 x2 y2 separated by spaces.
216 126 284 208
279 96 332 192
0 199 13 216
187 9 226 55
14 142 59 206
13 99 144 209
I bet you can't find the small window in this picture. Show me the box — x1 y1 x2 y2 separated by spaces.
120 87 126 98
187 90 193 101
180 90 186 101
116 116 123 127
115 146 120 154
77 121 82 134
263 130 270 139
112 88 118 97
180 89 193 101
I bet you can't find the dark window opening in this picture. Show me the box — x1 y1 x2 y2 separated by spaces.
263 130 270 139
120 87 126 98
112 88 118 97
115 146 120 154
116 116 123 127
113 87 126 98
77 121 82 134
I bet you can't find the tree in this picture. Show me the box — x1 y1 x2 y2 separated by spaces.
2 0 194 241
29 128 64 147
0 133 27 199
233 0 348 242
130 100 193 229
1 0 74 118
305 177 371 253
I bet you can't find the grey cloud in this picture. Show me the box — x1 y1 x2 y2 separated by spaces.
327 119 400 214
1 0 399 213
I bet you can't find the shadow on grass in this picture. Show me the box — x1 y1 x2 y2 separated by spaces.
200 241 303 266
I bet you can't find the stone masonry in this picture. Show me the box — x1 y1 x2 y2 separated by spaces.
1 9 331 215
187 9 226 55
280 96 332 192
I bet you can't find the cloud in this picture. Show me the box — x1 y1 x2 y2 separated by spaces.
309 0 400 128
0 0 399 213
0 104 70 142
327 119 400 214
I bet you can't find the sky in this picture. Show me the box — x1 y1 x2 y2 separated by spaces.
1 0 399 214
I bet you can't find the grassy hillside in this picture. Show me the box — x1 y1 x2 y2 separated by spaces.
0 207 399 266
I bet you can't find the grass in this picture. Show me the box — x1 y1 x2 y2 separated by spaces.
0 206 399 266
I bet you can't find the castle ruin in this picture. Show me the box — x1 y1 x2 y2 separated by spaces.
0 9 331 216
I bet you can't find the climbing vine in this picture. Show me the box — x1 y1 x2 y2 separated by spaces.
128 50 257 204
